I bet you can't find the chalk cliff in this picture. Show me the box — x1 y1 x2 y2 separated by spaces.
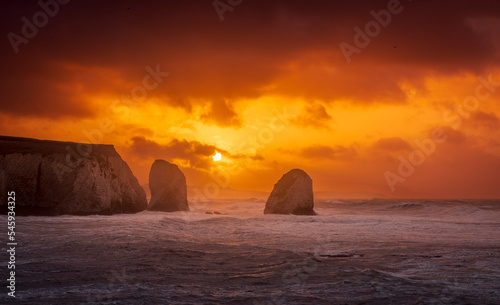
0 136 147 215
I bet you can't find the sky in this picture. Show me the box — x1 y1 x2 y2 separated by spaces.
1 0 500 199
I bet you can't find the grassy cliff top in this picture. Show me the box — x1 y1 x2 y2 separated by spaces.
0 135 115 157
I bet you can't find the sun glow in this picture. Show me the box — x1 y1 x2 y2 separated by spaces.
212 152 222 161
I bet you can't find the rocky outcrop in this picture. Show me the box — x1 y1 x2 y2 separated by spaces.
0 135 147 215
148 159 189 212
264 169 315 215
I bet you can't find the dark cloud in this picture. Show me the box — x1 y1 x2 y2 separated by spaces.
467 111 500 129
200 99 241 127
1 0 500 119
437 127 467 145
128 136 224 169
291 103 332 129
301 145 357 160
0 62 98 118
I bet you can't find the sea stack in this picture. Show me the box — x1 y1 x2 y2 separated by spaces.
148 159 189 212
0 135 147 215
264 169 315 215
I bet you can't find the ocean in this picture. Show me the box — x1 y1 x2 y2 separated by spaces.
2 198 500 304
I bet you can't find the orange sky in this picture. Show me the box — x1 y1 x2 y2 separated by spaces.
1 0 500 198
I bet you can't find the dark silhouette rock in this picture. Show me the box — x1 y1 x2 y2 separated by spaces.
148 159 189 212
264 169 315 215
0 135 147 215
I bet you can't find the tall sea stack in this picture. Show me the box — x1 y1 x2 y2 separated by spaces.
148 159 189 212
264 168 315 215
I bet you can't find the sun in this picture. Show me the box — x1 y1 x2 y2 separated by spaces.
212 152 222 162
